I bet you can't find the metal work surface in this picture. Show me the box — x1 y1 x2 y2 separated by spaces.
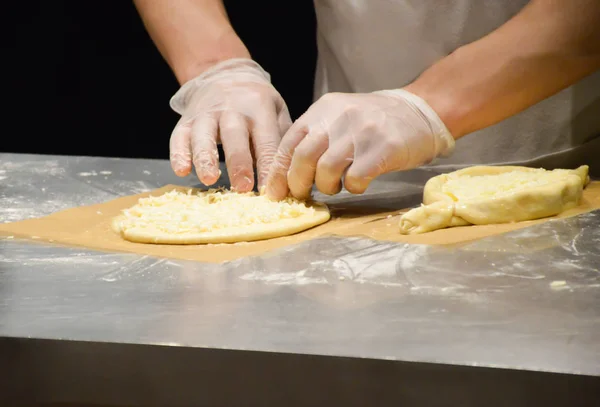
1 153 599 406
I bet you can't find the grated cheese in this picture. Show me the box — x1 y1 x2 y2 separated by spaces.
442 168 574 201
116 189 316 234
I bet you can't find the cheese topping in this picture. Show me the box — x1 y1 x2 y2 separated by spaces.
116 189 316 234
441 168 575 201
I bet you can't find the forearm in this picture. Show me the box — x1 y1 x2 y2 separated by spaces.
133 0 250 84
405 0 600 139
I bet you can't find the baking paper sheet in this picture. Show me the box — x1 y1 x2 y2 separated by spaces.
1 183 599 263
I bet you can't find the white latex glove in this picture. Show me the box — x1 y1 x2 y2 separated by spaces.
265 89 455 200
169 58 292 192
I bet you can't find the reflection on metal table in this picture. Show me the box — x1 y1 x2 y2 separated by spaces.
1 153 599 406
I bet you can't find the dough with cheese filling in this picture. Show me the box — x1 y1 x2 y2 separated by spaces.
399 165 589 235
112 189 330 244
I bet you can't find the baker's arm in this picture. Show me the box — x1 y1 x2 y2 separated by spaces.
404 0 600 139
133 0 250 84
133 0 291 192
264 0 600 200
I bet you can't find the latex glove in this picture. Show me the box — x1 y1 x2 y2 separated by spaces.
265 89 455 200
169 58 292 192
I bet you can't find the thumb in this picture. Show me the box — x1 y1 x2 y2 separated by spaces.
343 155 390 195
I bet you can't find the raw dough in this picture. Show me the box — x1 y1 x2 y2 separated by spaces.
399 165 589 235
112 188 331 244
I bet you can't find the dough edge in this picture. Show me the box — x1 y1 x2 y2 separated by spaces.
111 202 331 245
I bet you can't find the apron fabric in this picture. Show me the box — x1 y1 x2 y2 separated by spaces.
312 0 600 176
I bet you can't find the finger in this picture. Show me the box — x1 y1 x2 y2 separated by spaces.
252 106 284 191
288 129 329 200
220 111 254 192
169 118 193 177
277 103 293 135
259 104 293 196
343 121 406 194
315 140 354 195
191 115 221 186
343 152 388 194
265 120 311 200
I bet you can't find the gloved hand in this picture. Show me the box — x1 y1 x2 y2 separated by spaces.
265 89 456 200
169 58 292 192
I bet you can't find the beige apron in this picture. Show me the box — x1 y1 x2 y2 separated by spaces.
312 0 600 176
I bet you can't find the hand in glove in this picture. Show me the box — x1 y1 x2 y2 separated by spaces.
169 58 292 192
265 89 455 200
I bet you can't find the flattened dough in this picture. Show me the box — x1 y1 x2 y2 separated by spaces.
399 165 589 235
112 189 331 244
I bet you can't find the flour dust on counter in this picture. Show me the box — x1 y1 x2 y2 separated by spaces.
0 155 163 223
77 170 114 176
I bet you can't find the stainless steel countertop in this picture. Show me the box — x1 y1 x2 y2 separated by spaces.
1 153 599 383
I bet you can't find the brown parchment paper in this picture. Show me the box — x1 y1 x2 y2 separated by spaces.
1 182 599 263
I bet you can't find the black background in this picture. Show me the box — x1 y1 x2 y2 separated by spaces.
5 1 317 160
